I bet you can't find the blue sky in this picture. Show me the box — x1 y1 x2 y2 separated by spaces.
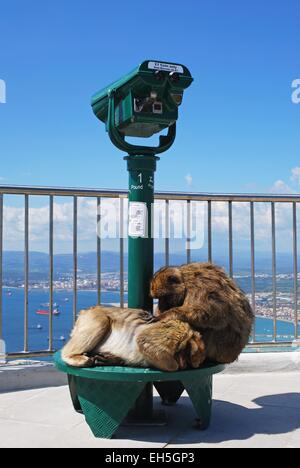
0 0 299 194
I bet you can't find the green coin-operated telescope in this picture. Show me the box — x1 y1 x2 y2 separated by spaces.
92 60 193 155
92 60 193 421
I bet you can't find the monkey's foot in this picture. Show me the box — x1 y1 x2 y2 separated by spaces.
63 354 95 368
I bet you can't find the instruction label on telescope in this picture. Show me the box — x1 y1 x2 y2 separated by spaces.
128 202 148 238
148 61 184 74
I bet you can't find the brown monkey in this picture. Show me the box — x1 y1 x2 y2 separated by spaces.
62 306 206 372
151 262 254 364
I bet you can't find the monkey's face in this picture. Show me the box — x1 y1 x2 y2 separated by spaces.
150 267 186 314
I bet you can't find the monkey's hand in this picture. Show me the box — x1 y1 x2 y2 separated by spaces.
188 331 206 368
156 304 228 331
91 352 126 367
175 330 206 370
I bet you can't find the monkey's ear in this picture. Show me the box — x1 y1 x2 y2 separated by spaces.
167 275 182 285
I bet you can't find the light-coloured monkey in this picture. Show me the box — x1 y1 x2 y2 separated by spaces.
62 306 206 372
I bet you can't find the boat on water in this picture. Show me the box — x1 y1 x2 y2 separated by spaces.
36 309 60 316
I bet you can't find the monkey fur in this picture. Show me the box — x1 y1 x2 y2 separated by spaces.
151 262 254 364
62 306 206 372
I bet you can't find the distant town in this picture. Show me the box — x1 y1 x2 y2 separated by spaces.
251 291 299 324
4 272 129 294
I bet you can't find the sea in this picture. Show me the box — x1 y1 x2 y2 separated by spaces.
1 287 299 356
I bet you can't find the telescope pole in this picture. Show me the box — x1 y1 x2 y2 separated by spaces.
125 154 159 422
126 155 157 311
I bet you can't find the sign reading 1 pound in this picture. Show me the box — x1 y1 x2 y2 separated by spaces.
130 173 143 191
131 173 154 191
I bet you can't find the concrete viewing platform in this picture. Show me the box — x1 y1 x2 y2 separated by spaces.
0 354 300 448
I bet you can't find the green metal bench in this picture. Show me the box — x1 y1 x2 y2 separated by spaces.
54 352 224 439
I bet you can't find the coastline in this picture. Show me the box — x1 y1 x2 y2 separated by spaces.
255 314 297 326
3 286 299 327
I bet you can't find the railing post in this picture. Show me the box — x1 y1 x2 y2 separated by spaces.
0 195 3 343
24 195 29 353
250 202 256 342
271 202 277 342
228 201 233 278
165 200 170 267
187 200 191 264
208 200 212 262
73 196 78 324
49 196 54 352
293 203 300 345
119 196 125 309
97 197 101 306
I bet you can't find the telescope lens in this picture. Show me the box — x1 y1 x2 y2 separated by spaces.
169 72 180 83
154 70 165 81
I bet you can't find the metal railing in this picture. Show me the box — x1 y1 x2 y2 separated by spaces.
0 185 299 360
